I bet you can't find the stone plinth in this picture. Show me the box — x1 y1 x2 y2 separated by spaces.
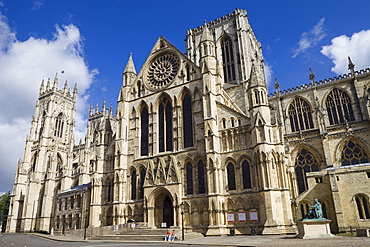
296 220 335 239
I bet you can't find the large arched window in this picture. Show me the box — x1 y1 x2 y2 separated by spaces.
54 113 64 138
182 93 193 148
139 168 146 200
186 162 193 195
355 194 370 219
131 170 137 200
221 36 236 83
341 141 369 166
159 97 173 152
326 88 355 125
198 160 206 194
141 107 149 156
227 162 236 190
288 98 314 132
295 149 319 194
242 160 252 189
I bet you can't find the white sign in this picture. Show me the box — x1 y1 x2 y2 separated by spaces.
227 212 235 223
250 210 258 221
238 212 246 222
161 222 167 228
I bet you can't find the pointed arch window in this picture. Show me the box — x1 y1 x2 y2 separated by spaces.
54 113 64 138
221 36 236 83
198 160 206 194
355 194 370 219
182 93 193 148
186 162 193 195
227 162 236 190
326 88 355 125
288 97 314 132
295 149 319 194
341 141 369 166
138 168 146 200
141 107 149 156
131 170 137 200
106 179 113 202
242 160 252 189
159 97 173 152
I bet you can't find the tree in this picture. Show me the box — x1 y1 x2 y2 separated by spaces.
0 191 10 232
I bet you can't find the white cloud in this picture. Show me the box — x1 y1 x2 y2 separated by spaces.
321 29 370 74
32 0 44 11
292 18 326 58
0 12 97 192
264 62 274 87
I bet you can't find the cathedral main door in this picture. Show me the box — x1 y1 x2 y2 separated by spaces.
163 196 173 228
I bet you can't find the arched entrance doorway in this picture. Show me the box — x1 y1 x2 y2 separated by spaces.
152 189 174 228
163 196 173 227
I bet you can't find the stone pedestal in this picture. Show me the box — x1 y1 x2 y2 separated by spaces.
296 220 335 239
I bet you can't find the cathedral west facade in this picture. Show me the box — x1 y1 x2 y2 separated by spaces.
6 9 370 235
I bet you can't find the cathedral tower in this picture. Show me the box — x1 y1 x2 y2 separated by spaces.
7 74 76 233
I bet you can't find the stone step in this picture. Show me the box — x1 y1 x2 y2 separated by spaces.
90 234 167 241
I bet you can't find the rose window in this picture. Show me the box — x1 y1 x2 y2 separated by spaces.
147 54 179 88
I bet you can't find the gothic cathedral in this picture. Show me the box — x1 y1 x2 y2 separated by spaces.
7 9 370 235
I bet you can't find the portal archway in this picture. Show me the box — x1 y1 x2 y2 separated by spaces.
148 187 174 228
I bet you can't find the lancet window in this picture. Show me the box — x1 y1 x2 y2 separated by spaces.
182 93 193 148
221 36 236 83
54 113 64 138
355 194 370 219
288 97 314 132
326 88 355 125
139 168 146 200
159 97 173 152
198 160 206 194
227 162 236 190
140 107 149 156
131 170 137 200
341 141 369 166
295 149 319 194
186 162 193 195
242 160 252 189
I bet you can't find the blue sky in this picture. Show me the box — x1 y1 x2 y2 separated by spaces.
1 0 370 194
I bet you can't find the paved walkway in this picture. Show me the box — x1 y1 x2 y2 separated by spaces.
29 233 370 247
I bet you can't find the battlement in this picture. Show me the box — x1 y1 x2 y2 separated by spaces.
187 8 247 35
268 67 370 97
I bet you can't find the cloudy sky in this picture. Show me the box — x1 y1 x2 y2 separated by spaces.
1 0 370 194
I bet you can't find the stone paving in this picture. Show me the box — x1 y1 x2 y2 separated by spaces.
28 233 370 247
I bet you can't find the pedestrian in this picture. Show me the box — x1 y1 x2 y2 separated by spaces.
164 229 171 241
170 230 176 241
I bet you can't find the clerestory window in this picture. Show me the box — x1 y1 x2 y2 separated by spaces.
295 149 319 194
341 141 369 166
326 88 355 125
288 98 314 132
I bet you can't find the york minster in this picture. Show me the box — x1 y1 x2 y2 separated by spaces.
6 9 370 235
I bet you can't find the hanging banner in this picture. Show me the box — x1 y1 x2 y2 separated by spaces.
250 210 258 222
227 212 235 223
238 212 246 222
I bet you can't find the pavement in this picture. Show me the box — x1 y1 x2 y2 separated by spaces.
29 232 370 247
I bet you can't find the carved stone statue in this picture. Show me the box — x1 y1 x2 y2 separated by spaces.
304 199 324 220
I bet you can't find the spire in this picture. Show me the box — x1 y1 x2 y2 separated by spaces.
102 99 106 112
95 103 99 114
247 62 265 88
39 79 45 94
348 56 355 76
122 53 136 86
73 83 77 99
52 72 58 89
109 104 113 115
63 80 68 93
201 23 213 42
274 78 280 95
46 78 51 90
124 53 136 74
309 68 316 86
89 104 93 116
